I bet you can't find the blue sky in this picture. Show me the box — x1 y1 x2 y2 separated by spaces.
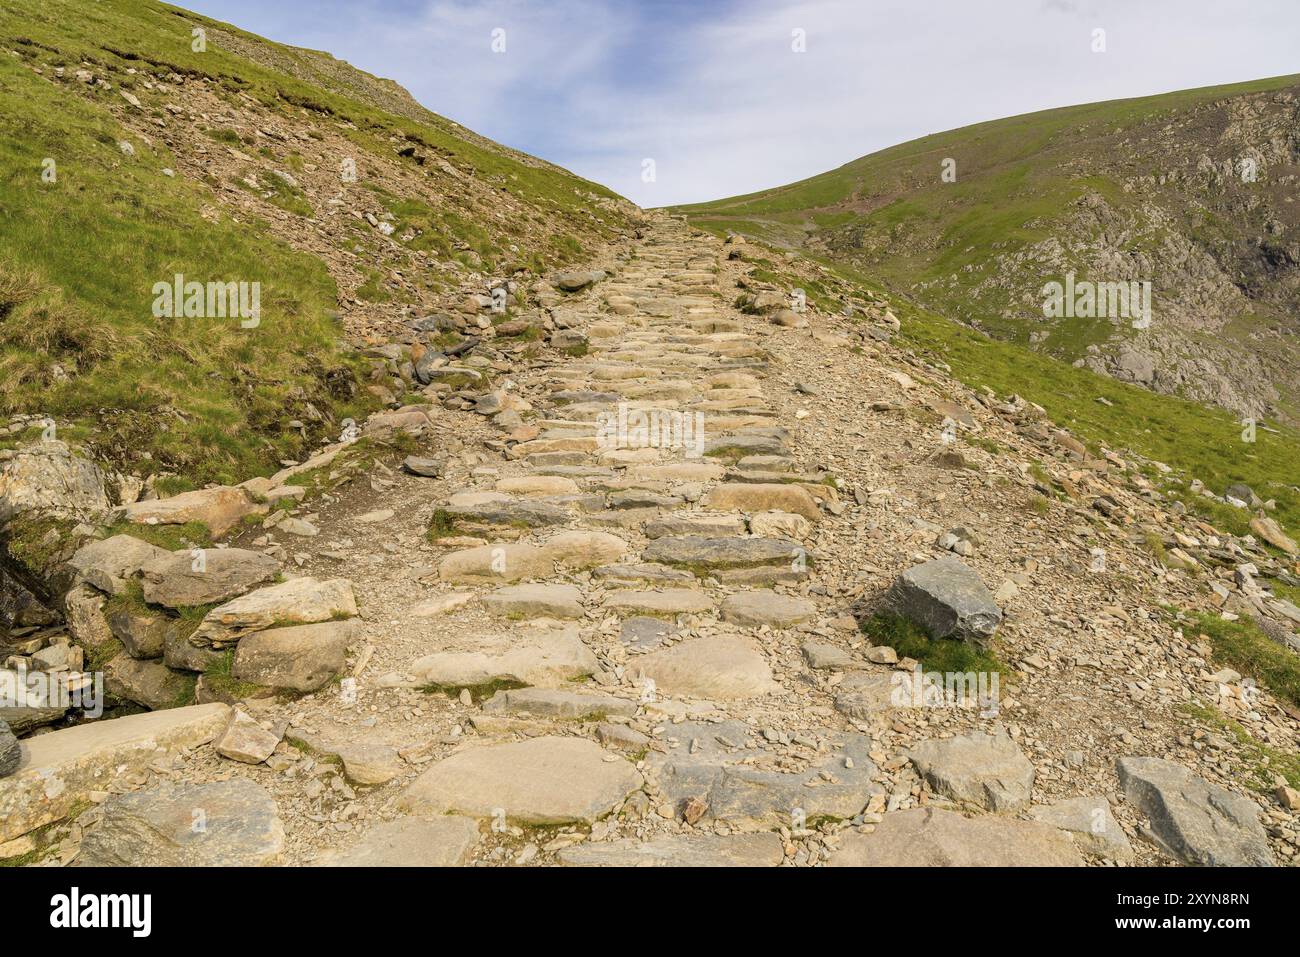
184 0 1300 206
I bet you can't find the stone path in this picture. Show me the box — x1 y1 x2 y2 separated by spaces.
5 214 1299 868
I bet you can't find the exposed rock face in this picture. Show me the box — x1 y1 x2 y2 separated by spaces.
1116 757 1274 866
76 779 284 866
67 535 169 596
0 718 18 778
105 655 195 710
0 441 109 525
882 556 1002 642
829 807 1084 866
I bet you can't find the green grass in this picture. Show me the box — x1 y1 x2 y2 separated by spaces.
420 678 527 703
0 46 372 484
860 612 1008 676
426 508 458 541
1184 610 1300 709
0 0 628 488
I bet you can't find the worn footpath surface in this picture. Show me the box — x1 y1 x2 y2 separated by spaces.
9 214 1300 867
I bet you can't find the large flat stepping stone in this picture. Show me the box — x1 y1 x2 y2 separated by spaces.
643 536 806 575
438 533 628 583
704 433 788 460
908 727 1034 812
634 636 775 700
482 687 637 719
76 778 282 866
650 719 881 827
318 816 480 866
829 808 1083 867
1116 756 1274 866
542 530 630 568
602 589 715 618
140 547 281 608
883 556 1002 642
721 590 816 628
495 476 581 497
406 623 597 689
0 704 230 843
1028 796 1134 860
189 577 357 648
559 833 783 867
607 490 685 510
628 463 725 482
644 514 747 539
484 583 584 619
443 499 570 529
396 737 642 824
439 543 551 583
702 483 821 521
592 563 696 587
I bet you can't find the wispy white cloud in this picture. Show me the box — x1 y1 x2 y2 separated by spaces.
187 0 1300 206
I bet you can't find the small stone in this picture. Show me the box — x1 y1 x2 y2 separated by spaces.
215 710 281 765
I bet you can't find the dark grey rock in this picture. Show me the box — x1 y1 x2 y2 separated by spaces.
882 555 1001 642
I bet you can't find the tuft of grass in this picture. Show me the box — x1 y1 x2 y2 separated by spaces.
426 509 458 542
101 520 213 552
202 649 265 700
860 612 1008 676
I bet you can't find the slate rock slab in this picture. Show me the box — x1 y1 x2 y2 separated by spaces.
1116 756 1273 866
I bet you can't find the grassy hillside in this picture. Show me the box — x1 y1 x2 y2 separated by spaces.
0 0 629 485
677 74 1300 423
